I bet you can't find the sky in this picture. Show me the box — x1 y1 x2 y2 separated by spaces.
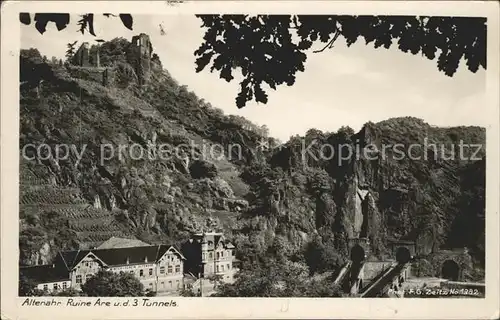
21 14 487 141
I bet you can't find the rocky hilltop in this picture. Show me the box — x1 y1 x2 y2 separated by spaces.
19 35 485 280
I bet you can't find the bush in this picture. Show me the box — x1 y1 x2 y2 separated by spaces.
19 275 44 296
189 160 218 179
80 270 144 297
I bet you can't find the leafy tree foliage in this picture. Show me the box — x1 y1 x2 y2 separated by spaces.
214 258 342 297
20 13 133 36
65 41 78 60
189 159 219 179
194 15 486 107
80 270 144 296
19 275 44 296
305 236 346 274
21 13 486 108
180 288 201 297
52 288 80 296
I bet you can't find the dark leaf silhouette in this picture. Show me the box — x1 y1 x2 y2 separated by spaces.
19 13 31 25
119 14 133 30
103 13 116 17
33 13 70 34
95 39 106 43
34 15 49 34
194 15 487 108
65 41 78 59
21 13 486 109
77 14 96 36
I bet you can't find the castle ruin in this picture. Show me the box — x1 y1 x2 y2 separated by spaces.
68 34 154 87
71 42 100 68
128 33 153 85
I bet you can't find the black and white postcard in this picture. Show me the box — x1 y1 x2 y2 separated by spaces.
1 1 499 319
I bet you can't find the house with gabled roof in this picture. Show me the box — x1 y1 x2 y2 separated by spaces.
21 244 186 294
182 231 237 285
19 264 71 293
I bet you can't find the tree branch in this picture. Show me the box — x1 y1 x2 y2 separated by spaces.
313 30 341 53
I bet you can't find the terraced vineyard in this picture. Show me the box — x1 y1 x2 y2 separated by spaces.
20 160 127 249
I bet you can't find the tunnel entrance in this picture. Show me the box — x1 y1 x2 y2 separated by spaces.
350 244 365 263
441 260 460 281
395 247 411 263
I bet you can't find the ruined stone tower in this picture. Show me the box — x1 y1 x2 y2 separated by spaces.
71 42 101 68
71 42 91 67
128 33 153 85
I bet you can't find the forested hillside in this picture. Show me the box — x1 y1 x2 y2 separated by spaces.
19 36 485 295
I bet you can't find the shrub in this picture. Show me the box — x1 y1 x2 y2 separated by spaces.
80 270 144 297
189 160 218 179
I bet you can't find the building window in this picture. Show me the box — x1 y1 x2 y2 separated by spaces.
43 284 48 291
86 274 92 281
216 265 219 273
176 280 180 289
149 283 153 288
160 266 165 274
149 268 153 276
140 269 144 277
53 283 58 290
175 265 180 273
209 252 212 259
169 281 172 287
167 266 172 274
202 253 206 260
130 271 134 274
216 252 220 260
161 282 165 288
227 264 230 270
76 275 82 284
63 282 67 289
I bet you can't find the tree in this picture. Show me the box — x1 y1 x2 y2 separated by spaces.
189 159 218 179
206 274 224 289
214 257 341 297
80 270 144 296
179 288 198 297
194 15 486 108
19 275 44 296
65 41 78 61
52 288 80 296
20 13 486 108
304 236 345 274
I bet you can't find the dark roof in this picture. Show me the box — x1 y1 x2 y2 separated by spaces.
20 265 70 284
97 237 150 249
214 235 222 246
60 250 91 269
190 233 235 249
59 245 184 270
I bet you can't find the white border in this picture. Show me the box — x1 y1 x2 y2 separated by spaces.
1 1 499 319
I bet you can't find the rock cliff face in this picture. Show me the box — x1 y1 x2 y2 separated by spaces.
19 37 485 272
